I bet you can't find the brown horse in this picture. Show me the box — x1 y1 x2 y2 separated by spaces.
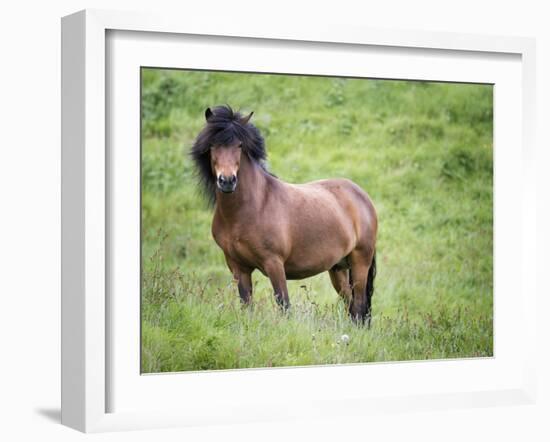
191 106 377 324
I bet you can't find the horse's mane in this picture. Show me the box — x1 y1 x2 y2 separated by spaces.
190 105 271 206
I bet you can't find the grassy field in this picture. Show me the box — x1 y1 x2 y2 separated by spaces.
141 68 493 373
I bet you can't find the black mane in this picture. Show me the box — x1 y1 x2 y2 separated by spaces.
190 105 269 206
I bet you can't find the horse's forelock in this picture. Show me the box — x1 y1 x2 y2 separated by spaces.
203 108 265 158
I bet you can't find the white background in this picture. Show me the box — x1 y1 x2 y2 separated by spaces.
0 1 548 441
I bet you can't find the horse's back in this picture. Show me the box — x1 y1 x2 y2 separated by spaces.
304 178 375 215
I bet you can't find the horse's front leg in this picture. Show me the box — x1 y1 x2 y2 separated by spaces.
224 254 253 305
237 272 253 305
263 260 290 310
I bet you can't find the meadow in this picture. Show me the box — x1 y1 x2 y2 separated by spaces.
141 68 493 373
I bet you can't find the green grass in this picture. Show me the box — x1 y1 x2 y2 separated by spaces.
141 69 493 373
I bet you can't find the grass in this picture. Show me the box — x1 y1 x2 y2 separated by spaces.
141 68 493 373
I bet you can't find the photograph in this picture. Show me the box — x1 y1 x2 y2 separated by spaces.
140 68 493 373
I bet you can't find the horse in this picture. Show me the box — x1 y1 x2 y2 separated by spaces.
190 105 378 324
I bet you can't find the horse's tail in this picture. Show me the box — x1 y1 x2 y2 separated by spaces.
366 252 376 302
366 252 376 326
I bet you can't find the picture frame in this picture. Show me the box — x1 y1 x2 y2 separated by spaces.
61 9 537 433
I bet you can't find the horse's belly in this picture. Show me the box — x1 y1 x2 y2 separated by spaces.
283 249 346 280
283 219 354 280
285 267 326 280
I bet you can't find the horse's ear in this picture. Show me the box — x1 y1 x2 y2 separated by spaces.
205 108 213 122
240 111 254 125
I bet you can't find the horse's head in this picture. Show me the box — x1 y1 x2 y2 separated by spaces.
204 107 254 194
191 105 266 203
210 141 241 193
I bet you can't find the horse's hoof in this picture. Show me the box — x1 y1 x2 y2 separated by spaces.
349 313 371 327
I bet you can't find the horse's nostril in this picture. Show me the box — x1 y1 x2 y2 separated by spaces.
218 175 236 187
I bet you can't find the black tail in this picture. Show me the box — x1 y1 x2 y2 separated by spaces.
365 252 376 327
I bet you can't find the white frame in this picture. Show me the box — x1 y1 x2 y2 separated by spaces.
108 29 524 416
61 9 537 433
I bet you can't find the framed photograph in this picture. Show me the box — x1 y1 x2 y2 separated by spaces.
61 9 537 433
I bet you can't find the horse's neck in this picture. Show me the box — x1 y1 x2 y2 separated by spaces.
214 157 267 222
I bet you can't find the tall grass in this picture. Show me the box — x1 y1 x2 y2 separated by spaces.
141 69 493 373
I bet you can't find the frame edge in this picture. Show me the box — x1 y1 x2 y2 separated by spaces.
61 10 87 432
61 9 108 433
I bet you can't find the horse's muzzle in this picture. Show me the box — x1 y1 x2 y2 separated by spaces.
217 174 238 193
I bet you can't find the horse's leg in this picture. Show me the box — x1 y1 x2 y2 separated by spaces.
224 254 253 305
237 272 253 305
349 249 373 325
328 269 352 305
263 260 290 310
